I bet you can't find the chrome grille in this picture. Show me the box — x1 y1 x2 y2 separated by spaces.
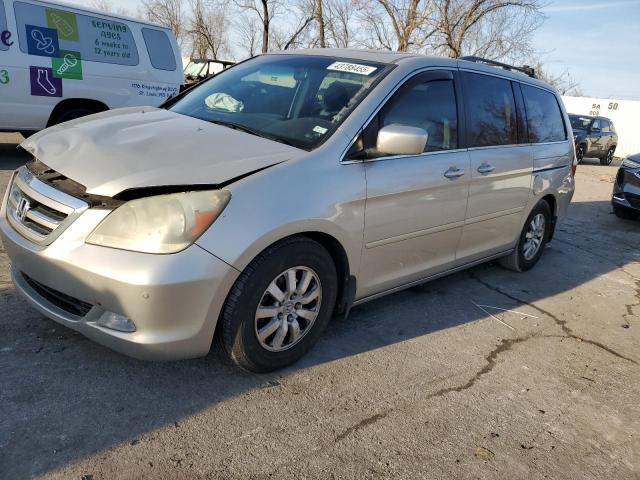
6 166 88 245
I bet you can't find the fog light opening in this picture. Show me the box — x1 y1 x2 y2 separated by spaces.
96 312 137 332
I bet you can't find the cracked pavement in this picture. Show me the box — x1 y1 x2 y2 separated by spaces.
0 132 639 479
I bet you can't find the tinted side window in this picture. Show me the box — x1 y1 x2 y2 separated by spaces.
601 120 610 132
522 85 566 143
0 0 8 51
464 73 517 147
142 28 176 71
379 78 458 152
14 1 139 66
592 119 601 131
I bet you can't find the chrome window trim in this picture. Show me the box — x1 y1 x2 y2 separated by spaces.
339 66 458 164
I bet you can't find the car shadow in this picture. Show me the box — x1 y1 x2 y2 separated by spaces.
0 175 638 476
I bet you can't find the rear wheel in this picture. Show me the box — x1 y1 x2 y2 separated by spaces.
600 147 615 166
221 237 338 372
499 200 552 272
576 144 585 164
613 205 639 221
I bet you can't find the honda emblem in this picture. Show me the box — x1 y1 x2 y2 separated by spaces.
16 197 30 221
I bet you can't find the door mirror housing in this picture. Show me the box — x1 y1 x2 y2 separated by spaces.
376 124 428 156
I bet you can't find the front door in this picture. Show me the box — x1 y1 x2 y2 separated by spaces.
356 70 470 298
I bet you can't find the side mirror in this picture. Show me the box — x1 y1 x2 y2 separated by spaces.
376 124 428 156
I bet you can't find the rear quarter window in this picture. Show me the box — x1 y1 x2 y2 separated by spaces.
0 0 8 51
14 1 139 66
141 28 176 71
522 85 566 143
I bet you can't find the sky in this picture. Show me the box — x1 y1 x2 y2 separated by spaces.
61 0 640 100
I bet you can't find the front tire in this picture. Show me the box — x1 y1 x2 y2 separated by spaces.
613 205 639 221
51 108 97 126
499 200 552 272
576 144 585 164
221 237 338 372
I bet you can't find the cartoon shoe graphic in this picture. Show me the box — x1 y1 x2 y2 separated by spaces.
37 68 57 95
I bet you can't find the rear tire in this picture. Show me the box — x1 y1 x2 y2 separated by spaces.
613 205 639 221
576 144 585 164
600 147 615 166
499 200 552 272
221 237 338 373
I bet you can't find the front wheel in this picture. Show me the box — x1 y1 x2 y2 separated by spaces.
613 205 639 221
499 200 552 272
221 237 338 372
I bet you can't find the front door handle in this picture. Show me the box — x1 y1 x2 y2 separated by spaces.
444 167 465 179
477 163 496 174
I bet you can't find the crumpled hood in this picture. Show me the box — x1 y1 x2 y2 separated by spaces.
21 107 302 197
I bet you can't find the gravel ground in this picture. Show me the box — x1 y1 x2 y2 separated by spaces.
0 132 638 479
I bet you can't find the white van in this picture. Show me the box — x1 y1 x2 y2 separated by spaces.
0 0 182 135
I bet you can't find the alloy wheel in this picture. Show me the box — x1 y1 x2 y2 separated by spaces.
254 266 322 352
523 213 546 261
606 149 614 165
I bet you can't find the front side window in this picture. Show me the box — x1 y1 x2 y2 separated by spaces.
464 72 518 147
522 85 566 143
14 1 139 66
378 77 458 152
142 28 176 71
592 119 601 131
0 0 8 51
169 55 389 150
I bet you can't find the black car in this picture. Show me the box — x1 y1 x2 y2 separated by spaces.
569 114 618 165
612 153 640 220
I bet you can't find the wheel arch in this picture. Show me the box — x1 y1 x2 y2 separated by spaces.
47 98 109 127
541 193 558 241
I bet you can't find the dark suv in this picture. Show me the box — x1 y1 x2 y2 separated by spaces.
569 114 618 165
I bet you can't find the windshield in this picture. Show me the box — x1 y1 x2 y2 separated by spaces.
570 115 592 130
169 55 389 150
184 61 206 77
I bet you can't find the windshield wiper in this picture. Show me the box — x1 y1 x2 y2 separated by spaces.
208 120 297 148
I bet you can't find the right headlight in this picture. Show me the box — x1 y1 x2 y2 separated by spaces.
86 189 231 254
621 157 640 169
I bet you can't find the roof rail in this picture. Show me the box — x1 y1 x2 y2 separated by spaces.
459 56 537 79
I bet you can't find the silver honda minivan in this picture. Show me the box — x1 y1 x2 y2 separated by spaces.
0 49 576 372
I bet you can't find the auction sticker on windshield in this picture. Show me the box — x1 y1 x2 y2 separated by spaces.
327 62 377 75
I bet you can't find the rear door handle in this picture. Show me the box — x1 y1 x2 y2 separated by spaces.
477 163 496 174
444 167 465 179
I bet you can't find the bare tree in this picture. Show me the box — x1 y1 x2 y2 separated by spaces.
90 0 132 16
325 0 356 48
429 0 544 60
236 16 260 57
316 0 326 48
357 0 436 52
234 0 280 53
140 0 186 46
534 62 583 96
270 2 316 50
188 0 230 59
